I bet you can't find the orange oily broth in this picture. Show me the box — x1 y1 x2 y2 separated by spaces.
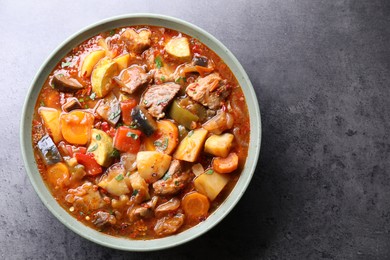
31 26 250 239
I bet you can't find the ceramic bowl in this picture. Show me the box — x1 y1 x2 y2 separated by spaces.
20 13 261 251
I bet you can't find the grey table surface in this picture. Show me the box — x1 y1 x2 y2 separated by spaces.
1 0 389 259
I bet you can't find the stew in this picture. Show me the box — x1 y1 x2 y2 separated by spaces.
32 26 250 239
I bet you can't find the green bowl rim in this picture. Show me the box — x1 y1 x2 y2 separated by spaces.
20 13 261 251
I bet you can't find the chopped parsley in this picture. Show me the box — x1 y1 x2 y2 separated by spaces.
61 61 72 68
155 56 163 69
78 98 84 102
154 137 168 151
90 92 96 100
115 174 124 181
109 110 121 120
40 101 45 107
161 76 166 81
87 144 98 152
175 181 180 186
188 130 194 137
110 148 120 158
109 29 115 36
95 134 101 140
126 172 131 177
127 132 139 139
175 76 187 83
205 169 214 175
132 189 139 196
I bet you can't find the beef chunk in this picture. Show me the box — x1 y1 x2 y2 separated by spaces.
153 160 192 196
120 28 151 53
114 65 152 94
186 72 231 109
141 83 181 118
154 213 185 237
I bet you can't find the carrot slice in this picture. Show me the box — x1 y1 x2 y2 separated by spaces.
60 111 94 145
145 120 178 155
47 162 69 188
182 192 210 219
212 152 238 174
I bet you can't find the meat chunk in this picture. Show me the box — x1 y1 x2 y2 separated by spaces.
155 198 181 217
96 93 121 125
65 182 105 212
120 28 151 53
141 83 181 118
92 211 116 227
153 160 192 195
186 73 231 109
114 65 152 94
128 196 158 222
154 213 185 237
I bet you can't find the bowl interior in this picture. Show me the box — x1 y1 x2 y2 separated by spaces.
20 13 261 251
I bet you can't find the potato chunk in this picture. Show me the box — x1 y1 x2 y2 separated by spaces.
91 57 118 98
194 170 230 201
136 151 172 183
173 128 208 162
98 164 130 196
39 107 62 143
87 129 114 167
204 133 234 158
80 50 106 77
113 53 130 71
165 37 191 59
129 172 150 203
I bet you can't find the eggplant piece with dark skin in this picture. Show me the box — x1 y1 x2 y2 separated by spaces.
52 74 84 93
36 135 62 165
192 55 208 67
131 105 157 136
62 98 82 112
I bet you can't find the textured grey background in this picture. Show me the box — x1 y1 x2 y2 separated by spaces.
1 0 389 259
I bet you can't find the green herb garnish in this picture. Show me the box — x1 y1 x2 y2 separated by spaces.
109 110 121 120
96 134 101 140
154 137 168 151
61 61 72 68
110 148 120 158
188 130 194 137
90 92 96 100
205 169 214 175
127 132 139 139
175 77 187 83
109 29 115 36
155 56 163 69
40 101 45 107
175 181 180 186
132 189 139 196
78 98 84 102
161 76 166 81
87 144 98 152
115 174 124 181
